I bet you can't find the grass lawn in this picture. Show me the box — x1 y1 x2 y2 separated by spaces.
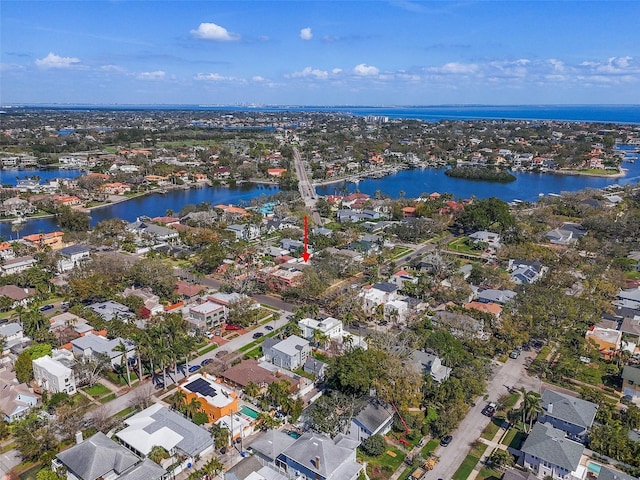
244 346 263 359
18 463 42 480
421 438 440 457
448 237 474 253
198 343 219 355
115 406 138 418
502 428 527 449
312 352 331 363
481 416 504 440
452 454 481 480
502 392 521 410
477 466 503 480
535 346 551 361
99 393 117 404
359 445 407 480
452 443 488 480
84 383 111 397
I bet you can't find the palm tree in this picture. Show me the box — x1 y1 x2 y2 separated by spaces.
171 389 187 411
520 388 542 432
148 445 170 464
202 457 225 478
245 381 260 399
114 340 131 386
184 397 202 419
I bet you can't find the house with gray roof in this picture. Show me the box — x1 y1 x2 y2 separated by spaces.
57 244 91 272
278 431 362 480
622 365 640 399
88 300 135 322
616 287 640 310
116 403 213 472
70 332 135 368
538 389 597 442
0 368 38 423
520 422 584 480
409 350 452 383
508 259 547 285
347 400 394 442
126 219 179 243
476 288 517 305
262 335 310 371
248 429 297 465
53 432 166 480
596 466 638 480
224 455 288 480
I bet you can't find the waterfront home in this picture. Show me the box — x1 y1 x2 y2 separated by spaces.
0 256 37 276
538 389 597 442
126 219 179 243
468 230 502 249
23 231 64 249
0 242 14 260
520 422 585 480
0 197 35 217
0 369 38 423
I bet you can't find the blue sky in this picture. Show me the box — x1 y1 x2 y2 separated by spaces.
1 1 639 105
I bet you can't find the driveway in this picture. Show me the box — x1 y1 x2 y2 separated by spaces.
0 448 21 475
425 351 540 480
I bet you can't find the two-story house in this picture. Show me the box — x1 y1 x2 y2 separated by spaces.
622 365 640 399
262 335 311 371
538 389 598 442
32 351 77 395
520 422 584 480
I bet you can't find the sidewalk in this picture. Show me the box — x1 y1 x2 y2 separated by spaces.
467 423 509 480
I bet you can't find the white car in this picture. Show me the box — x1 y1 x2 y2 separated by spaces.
204 332 214 339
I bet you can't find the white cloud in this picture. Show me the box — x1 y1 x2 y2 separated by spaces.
549 59 565 72
194 73 227 81
436 62 478 74
300 27 313 41
353 64 379 76
191 22 239 41
137 70 166 80
332 68 343 74
101 64 127 73
35 52 80 69
252 76 265 82
292 66 328 79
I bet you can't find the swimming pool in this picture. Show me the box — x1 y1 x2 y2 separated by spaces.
587 462 602 475
240 405 260 419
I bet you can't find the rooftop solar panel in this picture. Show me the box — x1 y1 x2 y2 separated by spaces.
184 378 217 397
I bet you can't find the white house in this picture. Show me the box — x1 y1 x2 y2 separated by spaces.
359 282 399 315
57 244 91 273
298 316 344 341
186 300 227 330
0 256 37 276
33 352 76 394
262 335 311 371
469 231 502 249
520 422 585 480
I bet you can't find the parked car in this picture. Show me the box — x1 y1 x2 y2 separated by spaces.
214 329 222 336
252 332 264 339
215 350 229 358
188 364 201 373
509 350 520 359
440 435 453 447
40 304 54 312
201 358 213 365
204 332 214 339
482 402 497 417
265 325 274 331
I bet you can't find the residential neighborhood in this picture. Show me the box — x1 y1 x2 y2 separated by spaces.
0 109 639 480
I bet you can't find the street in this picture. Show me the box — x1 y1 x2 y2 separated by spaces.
425 350 540 480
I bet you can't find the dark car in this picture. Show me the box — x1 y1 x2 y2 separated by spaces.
265 325 274 331
40 304 54 312
201 358 213 366
252 332 264 339
440 435 453 447
215 349 228 358
482 402 497 417
509 350 520 359
188 364 201 373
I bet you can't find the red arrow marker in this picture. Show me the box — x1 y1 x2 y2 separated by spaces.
301 215 310 262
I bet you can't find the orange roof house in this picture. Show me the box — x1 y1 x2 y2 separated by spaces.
585 326 622 360
23 231 64 249
267 168 287 178
402 206 417 218
178 373 238 422
214 204 250 217
52 194 81 206
465 301 503 317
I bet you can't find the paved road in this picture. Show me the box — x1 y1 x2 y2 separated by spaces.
292 147 321 225
425 350 540 480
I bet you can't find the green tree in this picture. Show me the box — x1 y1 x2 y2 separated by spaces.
57 205 90 232
487 448 514 470
520 389 542 432
36 468 63 480
361 434 386 457
210 423 230 449
148 445 170 464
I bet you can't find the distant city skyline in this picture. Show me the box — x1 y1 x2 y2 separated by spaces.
1 1 639 106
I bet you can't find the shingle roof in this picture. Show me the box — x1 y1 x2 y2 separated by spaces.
541 389 598 429
56 432 138 480
372 281 398 293
521 423 584 472
249 429 297 462
622 365 640 384
354 401 394 434
597 465 639 480
280 432 359 479
118 458 166 480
